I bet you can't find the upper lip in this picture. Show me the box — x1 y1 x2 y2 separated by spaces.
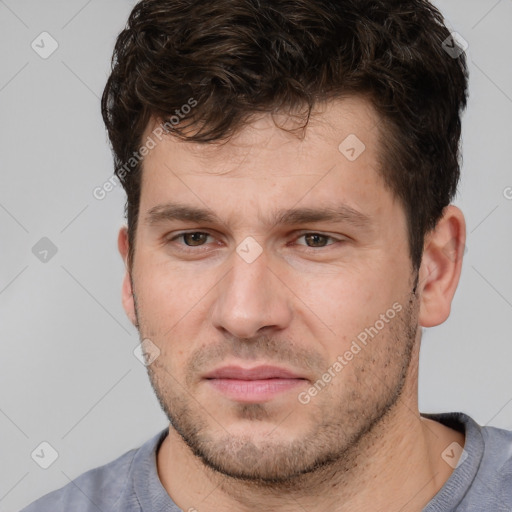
203 365 306 380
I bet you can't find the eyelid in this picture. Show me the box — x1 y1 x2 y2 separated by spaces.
293 231 343 244
290 233 347 253
165 230 346 252
166 231 216 244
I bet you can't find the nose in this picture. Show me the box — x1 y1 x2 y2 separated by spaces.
210 245 293 339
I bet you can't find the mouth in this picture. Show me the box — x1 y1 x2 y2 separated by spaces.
203 365 308 403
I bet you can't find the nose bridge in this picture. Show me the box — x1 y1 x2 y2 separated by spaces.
211 245 291 338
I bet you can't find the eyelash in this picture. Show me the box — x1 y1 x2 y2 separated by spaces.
165 231 344 253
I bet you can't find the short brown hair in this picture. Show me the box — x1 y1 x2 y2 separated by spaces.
101 0 468 272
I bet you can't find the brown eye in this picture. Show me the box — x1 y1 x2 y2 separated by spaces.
182 232 209 246
165 231 219 256
173 231 209 247
303 233 331 247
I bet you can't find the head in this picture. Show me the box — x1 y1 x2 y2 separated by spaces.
102 0 468 483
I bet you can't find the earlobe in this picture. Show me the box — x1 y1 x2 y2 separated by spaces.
418 205 466 328
118 226 137 327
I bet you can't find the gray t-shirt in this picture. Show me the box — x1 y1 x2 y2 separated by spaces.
20 412 512 511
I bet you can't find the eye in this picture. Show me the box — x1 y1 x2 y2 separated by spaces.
295 233 339 248
165 231 344 255
180 232 210 246
168 231 214 247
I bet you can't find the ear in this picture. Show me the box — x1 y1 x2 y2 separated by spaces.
118 226 137 327
417 205 466 328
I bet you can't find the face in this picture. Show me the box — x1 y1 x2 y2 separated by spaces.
124 96 421 482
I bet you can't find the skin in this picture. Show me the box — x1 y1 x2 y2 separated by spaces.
118 96 466 511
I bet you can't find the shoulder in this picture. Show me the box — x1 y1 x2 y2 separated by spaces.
422 411 512 510
449 412 512 509
480 421 512 467
479 422 512 506
20 448 138 512
20 430 167 512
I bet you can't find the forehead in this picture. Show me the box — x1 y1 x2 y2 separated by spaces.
137 96 397 228
143 95 381 170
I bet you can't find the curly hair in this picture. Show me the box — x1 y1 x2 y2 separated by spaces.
101 0 468 271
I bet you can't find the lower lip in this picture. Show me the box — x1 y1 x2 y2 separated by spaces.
206 378 306 402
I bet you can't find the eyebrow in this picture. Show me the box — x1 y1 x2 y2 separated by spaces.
145 202 373 230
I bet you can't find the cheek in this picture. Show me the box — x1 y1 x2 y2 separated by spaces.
136 259 205 308
133 261 218 357
133 270 183 340
134 270 198 371
287 269 373 349
300 264 404 349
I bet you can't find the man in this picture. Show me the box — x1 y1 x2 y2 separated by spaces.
22 0 512 511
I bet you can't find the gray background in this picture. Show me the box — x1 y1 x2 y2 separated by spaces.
0 1 511 510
